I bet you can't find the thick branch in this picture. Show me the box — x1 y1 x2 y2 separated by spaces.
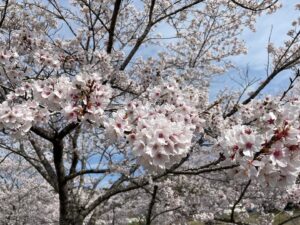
15 143 58 191
30 126 55 142
29 138 58 190
107 0 122 53
57 122 79 140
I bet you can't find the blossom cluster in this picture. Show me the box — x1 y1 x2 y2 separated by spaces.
0 101 49 134
105 79 205 170
0 49 19 64
0 72 112 133
218 98 300 187
34 50 60 68
147 78 205 132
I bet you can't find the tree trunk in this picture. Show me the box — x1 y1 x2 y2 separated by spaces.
58 182 85 225
53 139 85 225
59 198 84 225
60 216 84 225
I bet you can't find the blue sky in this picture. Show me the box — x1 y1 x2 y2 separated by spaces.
210 1 299 100
58 0 299 101
129 1 300 100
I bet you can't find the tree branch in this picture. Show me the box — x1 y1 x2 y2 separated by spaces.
146 185 158 225
154 0 204 24
230 179 251 223
107 0 122 53
30 126 55 142
29 138 58 190
151 206 181 223
170 164 239 175
225 30 300 118
230 0 279 12
119 0 156 70
280 69 300 101
65 169 110 182
57 122 79 140
0 0 9 28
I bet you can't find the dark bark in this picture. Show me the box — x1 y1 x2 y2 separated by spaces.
107 0 122 53
53 138 84 225
145 185 158 225
0 0 9 28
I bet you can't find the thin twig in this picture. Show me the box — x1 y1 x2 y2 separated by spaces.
230 179 252 223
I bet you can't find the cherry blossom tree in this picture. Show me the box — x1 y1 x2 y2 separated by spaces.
0 0 300 224
0 154 59 224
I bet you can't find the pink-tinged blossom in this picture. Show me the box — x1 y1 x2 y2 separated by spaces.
218 99 300 187
104 110 131 142
262 112 277 126
104 78 205 170
269 143 288 168
220 125 263 160
132 114 194 170
63 105 80 122
0 71 112 133
0 1 298 224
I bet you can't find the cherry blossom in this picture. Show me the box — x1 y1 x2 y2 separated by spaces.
0 0 299 224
